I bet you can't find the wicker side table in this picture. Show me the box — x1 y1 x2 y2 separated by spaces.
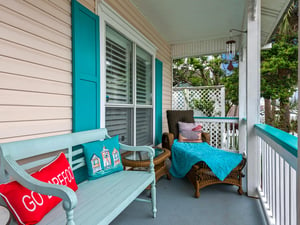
121 147 171 182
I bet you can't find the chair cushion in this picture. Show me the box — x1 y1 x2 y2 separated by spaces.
178 121 203 143
82 135 123 180
0 153 78 225
167 110 195 139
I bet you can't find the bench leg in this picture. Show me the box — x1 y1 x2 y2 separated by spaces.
65 209 75 225
151 180 157 218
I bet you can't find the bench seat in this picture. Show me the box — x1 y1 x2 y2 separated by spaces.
40 171 153 225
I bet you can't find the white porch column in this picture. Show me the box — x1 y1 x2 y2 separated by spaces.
239 47 247 191
246 0 261 197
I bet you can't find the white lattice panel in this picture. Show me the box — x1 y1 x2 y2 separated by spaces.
172 86 225 116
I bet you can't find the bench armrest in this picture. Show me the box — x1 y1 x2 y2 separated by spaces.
3 155 77 224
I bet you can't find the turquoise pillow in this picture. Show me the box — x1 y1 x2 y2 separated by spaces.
82 135 123 180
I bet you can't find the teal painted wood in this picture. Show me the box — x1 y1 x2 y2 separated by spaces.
0 129 156 225
38 171 154 225
72 0 100 132
72 0 100 183
155 59 163 145
255 124 297 157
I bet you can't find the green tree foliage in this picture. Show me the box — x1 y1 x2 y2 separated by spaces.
261 1 298 132
173 55 237 115
220 67 239 113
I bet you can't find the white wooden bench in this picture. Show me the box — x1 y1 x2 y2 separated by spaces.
0 129 156 225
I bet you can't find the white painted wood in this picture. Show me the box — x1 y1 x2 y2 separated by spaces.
255 129 297 170
257 132 298 225
172 36 240 59
246 0 261 197
238 47 247 155
103 0 172 134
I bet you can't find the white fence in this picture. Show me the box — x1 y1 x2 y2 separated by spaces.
255 124 297 225
194 117 239 151
172 86 225 117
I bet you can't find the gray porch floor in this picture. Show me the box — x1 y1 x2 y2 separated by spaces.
111 177 266 225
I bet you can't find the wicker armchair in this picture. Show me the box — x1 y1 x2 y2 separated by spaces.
162 110 246 198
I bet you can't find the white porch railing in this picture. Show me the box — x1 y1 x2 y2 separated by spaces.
255 124 297 225
194 117 239 151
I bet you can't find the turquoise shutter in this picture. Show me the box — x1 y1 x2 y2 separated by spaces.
155 59 163 145
72 0 100 132
72 0 100 183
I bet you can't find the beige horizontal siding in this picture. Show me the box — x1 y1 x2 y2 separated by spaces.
78 0 95 12
104 0 172 133
0 0 72 143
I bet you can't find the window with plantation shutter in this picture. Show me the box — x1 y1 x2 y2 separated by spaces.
105 25 154 146
136 46 152 105
106 26 132 104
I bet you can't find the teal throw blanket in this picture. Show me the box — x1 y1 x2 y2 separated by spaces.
170 140 243 181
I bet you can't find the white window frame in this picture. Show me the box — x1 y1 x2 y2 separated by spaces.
97 2 157 146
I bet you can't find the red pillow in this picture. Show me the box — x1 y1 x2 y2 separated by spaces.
0 152 78 225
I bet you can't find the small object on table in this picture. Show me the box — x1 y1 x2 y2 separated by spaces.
0 206 11 225
121 147 171 183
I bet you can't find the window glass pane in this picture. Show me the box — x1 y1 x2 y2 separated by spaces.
105 107 133 145
136 46 152 105
136 108 153 146
106 25 133 104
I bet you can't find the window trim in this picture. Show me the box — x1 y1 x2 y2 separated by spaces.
98 2 157 146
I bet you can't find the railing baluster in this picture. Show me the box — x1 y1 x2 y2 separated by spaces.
285 161 289 225
232 123 236 150
272 150 275 220
275 153 279 225
226 123 230 149
193 117 239 151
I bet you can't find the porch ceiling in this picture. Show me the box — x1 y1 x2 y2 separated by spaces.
130 0 292 57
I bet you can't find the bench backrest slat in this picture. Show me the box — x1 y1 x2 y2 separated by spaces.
0 129 108 183
0 129 108 161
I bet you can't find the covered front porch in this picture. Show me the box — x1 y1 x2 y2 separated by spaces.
0 0 298 225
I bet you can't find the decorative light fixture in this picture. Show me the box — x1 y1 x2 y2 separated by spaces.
225 29 247 71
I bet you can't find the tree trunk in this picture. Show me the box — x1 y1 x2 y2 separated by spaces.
264 98 273 125
278 100 290 132
277 68 291 133
271 99 276 125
